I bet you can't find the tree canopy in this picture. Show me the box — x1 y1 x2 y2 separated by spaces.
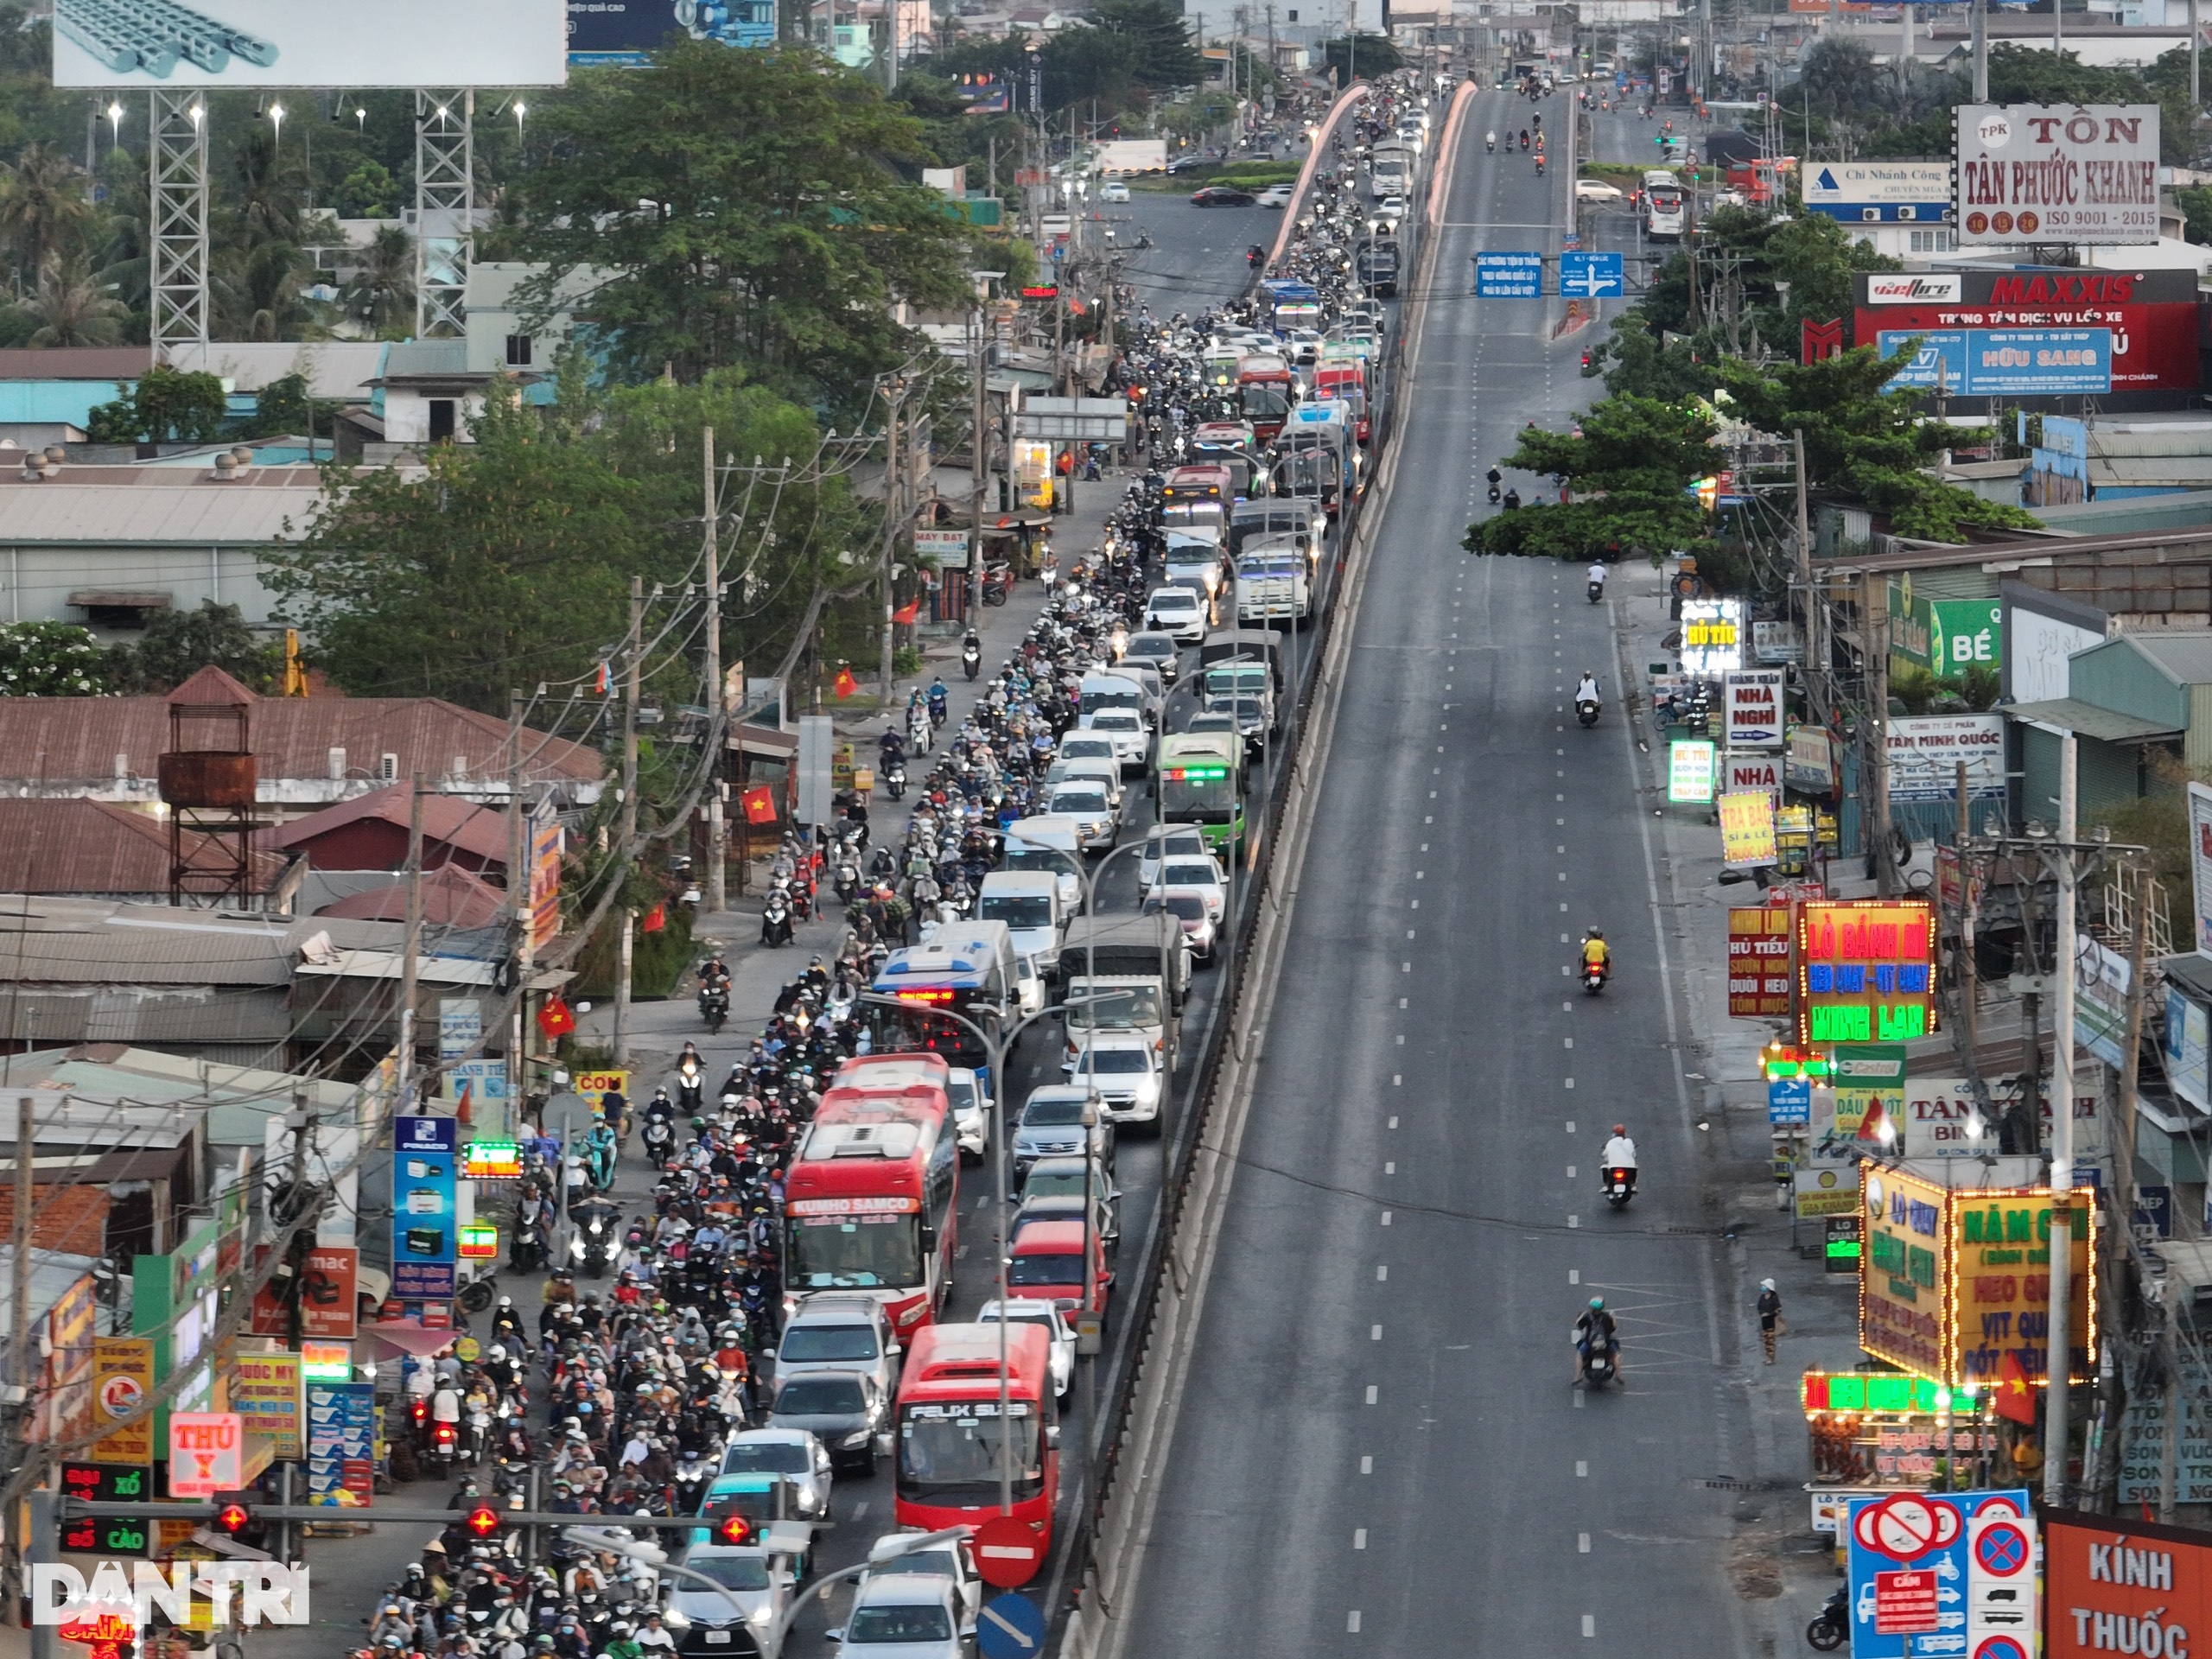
1465 397 1717 561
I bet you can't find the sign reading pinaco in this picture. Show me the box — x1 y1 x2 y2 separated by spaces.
32 1563 310 1627
1956 104 2160 245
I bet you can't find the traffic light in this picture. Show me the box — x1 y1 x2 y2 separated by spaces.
464 1504 503 1541
213 1501 252 1536
715 1514 752 1546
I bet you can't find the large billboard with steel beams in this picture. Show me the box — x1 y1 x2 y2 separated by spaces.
54 0 569 86
1955 104 2160 245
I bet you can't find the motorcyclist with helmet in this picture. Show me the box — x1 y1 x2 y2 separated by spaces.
1580 927 1611 983
1573 1296 1623 1384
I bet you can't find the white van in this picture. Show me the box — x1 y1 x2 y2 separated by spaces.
1002 816 1084 912
978 870 1068 974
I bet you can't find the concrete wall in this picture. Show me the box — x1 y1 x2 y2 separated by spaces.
0 542 277 635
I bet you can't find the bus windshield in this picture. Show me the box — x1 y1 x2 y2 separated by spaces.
788 1212 923 1290
1160 765 1237 822
1240 385 1290 422
898 1402 1044 1503
980 894 1055 929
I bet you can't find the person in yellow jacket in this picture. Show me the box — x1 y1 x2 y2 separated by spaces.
1580 929 1611 982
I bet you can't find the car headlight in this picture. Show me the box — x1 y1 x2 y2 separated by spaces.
839 1430 872 1448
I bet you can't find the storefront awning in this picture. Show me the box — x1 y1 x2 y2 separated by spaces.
2002 697 2179 744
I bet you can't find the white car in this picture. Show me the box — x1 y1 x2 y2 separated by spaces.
1065 1031 1165 1127
1098 178 1130 202
1054 731 1122 772
976 1298 1077 1396
1046 753 1125 809
1139 824 1211 891
1256 182 1294 208
857 1535 982 1637
1046 779 1118 851
1080 707 1150 771
944 1067 988 1163
829 1573 963 1659
1574 178 1624 203
1150 855 1228 925
718 1428 835 1520
1145 586 1208 643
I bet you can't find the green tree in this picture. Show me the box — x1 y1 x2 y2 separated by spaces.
343 223 416 339
1711 349 2041 541
1319 34 1402 82
0 143 92 288
513 41 982 407
85 365 229 444
336 159 399 219
1464 396 1718 561
250 372 314 438
16 251 125 345
263 397 651 709
0 620 110 696
105 600 280 695
1086 0 1205 92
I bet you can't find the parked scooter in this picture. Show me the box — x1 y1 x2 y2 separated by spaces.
1805 1586 1847 1652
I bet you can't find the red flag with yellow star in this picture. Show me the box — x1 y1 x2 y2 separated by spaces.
1994 1349 2037 1426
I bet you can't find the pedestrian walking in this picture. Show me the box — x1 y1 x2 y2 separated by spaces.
1757 1278 1785 1364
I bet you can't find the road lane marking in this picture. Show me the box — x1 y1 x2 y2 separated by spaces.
1569 1269 1580 1283
1365 1385 1378 1403
1576 1461 1587 1477
1388 1115 1398 1127
1580 1534 1591 1553
1568 1215 1579 1228
1385 1162 1395 1174
1348 1612 1363 1634
1564 1078 1574 1089
1354 1529 1368 1549
1563 1038 1573 1048
1566 1121 1574 1131
1567 1166 1576 1178
1371 1325 1382 1341
1361 1457 1372 1474
1376 1265 1388 1281
1582 1616 1596 1638
1381 1211 1392 1225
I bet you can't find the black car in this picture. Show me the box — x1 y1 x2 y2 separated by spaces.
1191 186 1257 207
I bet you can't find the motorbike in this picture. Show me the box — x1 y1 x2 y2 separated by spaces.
1502 490 1521 511
673 1454 713 1515
1587 578 1604 604
429 1415 462 1469
963 639 982 681
760 893 793 948
1582 957 1607 995
571 1209 619 1277
982 563 1014 607
886 757 907 802
1805 1587 1847 1652
1576 696 1600 729
697 982 728 1033
1603 1165 1636 1208
1487 483 1502 505
510 1216 547 1273
1578 1336 1618 1389
641 1117 675 1171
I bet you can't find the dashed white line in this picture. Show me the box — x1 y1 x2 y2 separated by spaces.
1384 1161 1396 1174
1365 1384 1379 1403
1360 1456 1373 1474
1575 1461 1588 1478
1376 1265 1389 1281
1370 1325 1382 1341
1348 1612 1363 1634
1381 1211 1393 1226
1581 1616 1596 1638
1353 1529 1369 1549
1567 1166 1576 1178
1579 1533 1592 1554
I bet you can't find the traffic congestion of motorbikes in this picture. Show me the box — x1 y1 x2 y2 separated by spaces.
335 67 1521 1659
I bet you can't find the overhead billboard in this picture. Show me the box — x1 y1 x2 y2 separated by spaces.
1854 266 2197 397
2046 1509 2212 1658
566 0 776 63
1878 327 2112 397
1956 104 2160 245
1803 162 1953 225
1886 715 2006 804
54 0 569 85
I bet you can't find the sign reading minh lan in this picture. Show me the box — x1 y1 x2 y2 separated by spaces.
33 1562 310 1627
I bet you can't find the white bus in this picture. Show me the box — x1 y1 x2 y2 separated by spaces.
1642 169 1686 240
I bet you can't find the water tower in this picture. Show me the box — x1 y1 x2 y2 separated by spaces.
157 666 260 906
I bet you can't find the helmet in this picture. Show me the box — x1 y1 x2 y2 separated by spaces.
1588 1297 1605 1310
1587 928 1604 939
1612 1125 1626 1136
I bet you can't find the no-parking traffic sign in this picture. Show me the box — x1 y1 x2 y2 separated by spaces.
1967 1513 2037 1649
1846 1490 2030 1658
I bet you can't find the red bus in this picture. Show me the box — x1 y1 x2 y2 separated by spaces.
783 1077 957 1338
893 1322 1058 1553
1236 354 1296 443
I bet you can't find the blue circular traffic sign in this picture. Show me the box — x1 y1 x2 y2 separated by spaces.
977 1592 1048 1659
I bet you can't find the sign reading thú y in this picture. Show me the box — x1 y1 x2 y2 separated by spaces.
166 1412 243 1497
1797 900 1936 1045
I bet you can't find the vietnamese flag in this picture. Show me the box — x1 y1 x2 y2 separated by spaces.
1994 1350 2038 1426
893 597 923 626
833 665 858 700
741 785 778 825
640 903 665 934
536 995 577 1039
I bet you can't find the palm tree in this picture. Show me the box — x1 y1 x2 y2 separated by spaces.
343 224 416 338
0 144 95 294
20 252 126 346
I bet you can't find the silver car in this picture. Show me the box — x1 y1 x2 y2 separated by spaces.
828 1574 962 1659
773 1294 901 1401
1065 1032 1164 1128
944 1069 988 1164
717 1429 834 1522
976 1298 1077 1397
666 1544 791 1658
856 1534 982 1636
1012 1084 1114 1179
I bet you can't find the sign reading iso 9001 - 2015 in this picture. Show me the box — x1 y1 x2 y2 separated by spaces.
1955 105 2160 245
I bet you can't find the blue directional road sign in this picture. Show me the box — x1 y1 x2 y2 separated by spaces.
1768 1077 1812 1126
977 1593 1048 1659
1560 251 1625 298
1475 251 1542 298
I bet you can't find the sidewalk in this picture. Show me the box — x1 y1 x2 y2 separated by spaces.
573 476 1132 1068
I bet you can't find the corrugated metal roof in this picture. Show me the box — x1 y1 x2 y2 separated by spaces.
274 782 512 865
164 341 388 400
0 482 320 544
2002 697 2183 742
0 799 283 897
0 893 399 986
2122 632 2212 685
0 988 289 1046
0 348 149 381
0 693 602 791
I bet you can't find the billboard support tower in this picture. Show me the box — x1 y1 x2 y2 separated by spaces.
416 90 474 339
149 90 209 363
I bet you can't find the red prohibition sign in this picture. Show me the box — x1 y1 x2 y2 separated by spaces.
1973 1637 2031 1659
1853 1494 1962 1565
1974 1522 2030 1578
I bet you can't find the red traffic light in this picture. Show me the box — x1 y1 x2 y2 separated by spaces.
213 1503 251 1535
464 1504 502 1540
715 1514 751 1546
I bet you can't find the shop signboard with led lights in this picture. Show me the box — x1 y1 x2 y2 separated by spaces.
1797 899 1936 1045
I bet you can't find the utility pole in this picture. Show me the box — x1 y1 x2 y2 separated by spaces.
2044 732 2079 1509
1957 760 1978 1064
2193 0 2201 111
1793 432 1821 729
614 577 643 1068
970 296 989 621
398 773 425 1108
702 427 727 916
1973 0 1989 101
1864 573 1894 896
14 1095 33 1516
880 385 901 698
507 690 526 1133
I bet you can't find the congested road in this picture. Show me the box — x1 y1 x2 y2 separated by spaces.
1113 86 1751 1655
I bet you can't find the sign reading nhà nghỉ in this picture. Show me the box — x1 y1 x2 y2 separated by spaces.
1797 900 1936 1046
